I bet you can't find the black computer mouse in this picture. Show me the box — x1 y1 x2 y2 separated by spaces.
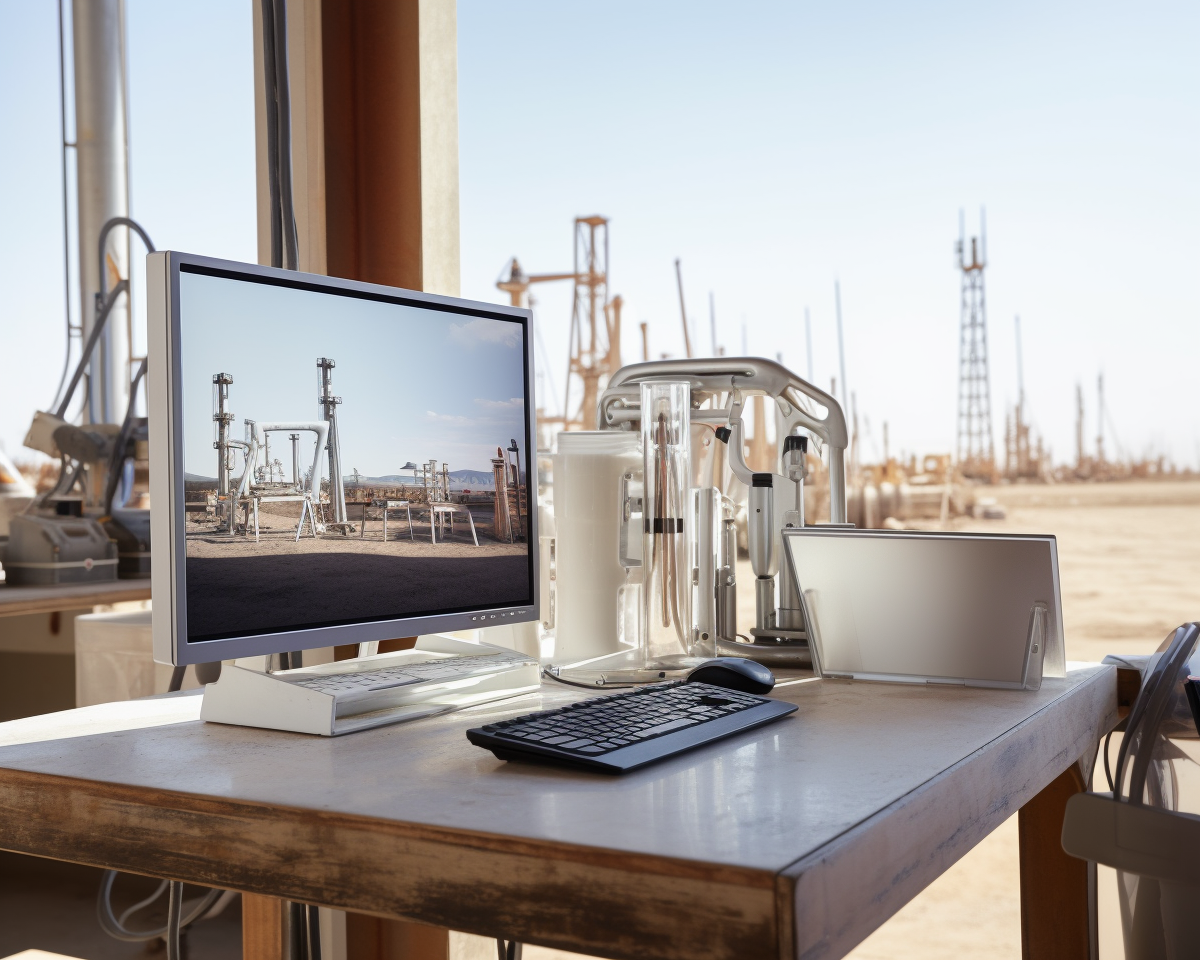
686 657 776 694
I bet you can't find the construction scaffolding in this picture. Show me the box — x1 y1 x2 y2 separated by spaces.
955 211 996 480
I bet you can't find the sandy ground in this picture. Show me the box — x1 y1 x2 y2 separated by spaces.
184 510 531 639
523 480 1200 960
186 502 522 558
186 531 527 560
825 480 1200 960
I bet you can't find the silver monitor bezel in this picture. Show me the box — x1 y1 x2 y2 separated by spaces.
148 251 539 666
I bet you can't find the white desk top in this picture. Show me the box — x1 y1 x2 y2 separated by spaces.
0 665 1116 960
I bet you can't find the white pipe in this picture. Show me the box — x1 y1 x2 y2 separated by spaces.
235 421 328 502
73 0 131 425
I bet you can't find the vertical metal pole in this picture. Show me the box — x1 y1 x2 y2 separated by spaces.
290 433 300 487
674 258 692 359
73 0 130 425
709 292 717 356
317 358 347 526
804 307 813 382
835 281 847 412
213 373 234 532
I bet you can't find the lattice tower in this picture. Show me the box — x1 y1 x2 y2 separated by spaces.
955 213 995 479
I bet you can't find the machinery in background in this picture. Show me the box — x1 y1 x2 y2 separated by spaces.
6 0 157 585
206 363 351 540
497 215 624 439
542 356 847 682
12 218 156 584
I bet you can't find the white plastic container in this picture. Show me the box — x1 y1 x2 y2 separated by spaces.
74 608 184 706
549 431 641 664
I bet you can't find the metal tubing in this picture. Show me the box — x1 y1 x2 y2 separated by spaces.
73 0 131 425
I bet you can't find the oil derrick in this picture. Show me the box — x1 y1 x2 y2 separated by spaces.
1004 316 1043 480
955 210 995 480
497 216 622 434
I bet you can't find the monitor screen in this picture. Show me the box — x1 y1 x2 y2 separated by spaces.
151 255 536 660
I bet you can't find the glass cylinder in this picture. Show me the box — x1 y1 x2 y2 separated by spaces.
640 381 692 661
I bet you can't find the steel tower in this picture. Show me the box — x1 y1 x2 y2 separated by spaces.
955 211 995 479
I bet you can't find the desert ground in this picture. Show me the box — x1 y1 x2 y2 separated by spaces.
524 479 1200 960
184 502 531 639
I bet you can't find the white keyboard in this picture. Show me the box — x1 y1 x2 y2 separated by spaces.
289 650 535 702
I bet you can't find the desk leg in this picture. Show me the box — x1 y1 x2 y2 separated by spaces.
1019 760 1090 960
345 914 449 960
243 894 290 960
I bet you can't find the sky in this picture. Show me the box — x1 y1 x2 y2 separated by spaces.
179 270 527 478
1 1 1197 470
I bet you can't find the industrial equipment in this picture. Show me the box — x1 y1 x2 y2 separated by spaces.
4 514 118 586
497 216 623 435
543 356 847 683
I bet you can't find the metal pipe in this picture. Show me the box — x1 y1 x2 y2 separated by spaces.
674 258 693 359
73 0 130 425
317 358 347 525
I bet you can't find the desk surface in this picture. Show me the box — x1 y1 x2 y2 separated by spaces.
0 666 1115 960
0 578 151 617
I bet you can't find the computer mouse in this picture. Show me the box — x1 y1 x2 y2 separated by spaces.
686 657 775 694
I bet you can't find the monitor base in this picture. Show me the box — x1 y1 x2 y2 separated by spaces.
200 634 540 736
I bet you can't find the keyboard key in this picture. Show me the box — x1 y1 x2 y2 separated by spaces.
637 717 698 738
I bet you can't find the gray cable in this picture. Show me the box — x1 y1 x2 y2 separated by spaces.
52 0 75 413
260 0 298 270
102 357 147 514
95 216 156 304
271 0 299 270
260 0 282 268
165 881 183 960
96 870 221 943
52 217 154 421
55 279 128 419
117 879 168 927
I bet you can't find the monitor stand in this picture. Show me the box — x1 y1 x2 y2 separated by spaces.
201 633 540 736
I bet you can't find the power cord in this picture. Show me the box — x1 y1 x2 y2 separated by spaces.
99 663 227 950
96 871 221 945
496 940 522 960
1102 728 1115 793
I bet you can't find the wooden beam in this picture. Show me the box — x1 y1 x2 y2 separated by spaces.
254 2 462 956
1019 761 1091 960
244 893 290 960
320 0 460 295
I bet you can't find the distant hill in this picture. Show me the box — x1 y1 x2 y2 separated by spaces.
343 469 505 489
185 473 217 485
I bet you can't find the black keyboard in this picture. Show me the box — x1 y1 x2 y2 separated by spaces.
465 680 797 773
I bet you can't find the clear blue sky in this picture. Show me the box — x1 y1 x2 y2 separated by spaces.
1 1 1197 468
179 271 526 478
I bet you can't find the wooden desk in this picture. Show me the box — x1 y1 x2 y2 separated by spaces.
0 579 151 618
0 665 1116 960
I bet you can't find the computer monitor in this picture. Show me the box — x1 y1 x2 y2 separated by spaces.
147 252 537 666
